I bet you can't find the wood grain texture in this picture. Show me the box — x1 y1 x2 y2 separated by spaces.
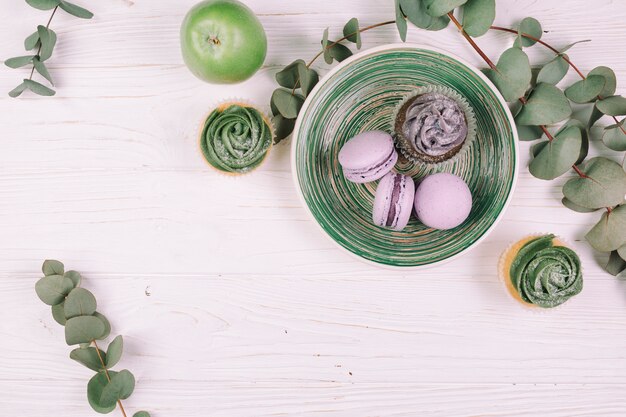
1 0 626 415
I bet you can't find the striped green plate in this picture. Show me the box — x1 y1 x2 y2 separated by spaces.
292 44 519 269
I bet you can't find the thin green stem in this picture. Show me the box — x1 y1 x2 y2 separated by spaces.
448 12 497 70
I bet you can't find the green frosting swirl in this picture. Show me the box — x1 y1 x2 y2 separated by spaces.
200 105 272 173
509 234 583 308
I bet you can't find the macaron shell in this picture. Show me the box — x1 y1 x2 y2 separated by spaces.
414 173 472 230
338 131 398 183
343 150 397 183
373 172 415 231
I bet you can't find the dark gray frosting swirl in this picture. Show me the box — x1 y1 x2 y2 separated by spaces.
402 92 468 157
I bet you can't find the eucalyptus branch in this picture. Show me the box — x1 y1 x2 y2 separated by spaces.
5 0 94 98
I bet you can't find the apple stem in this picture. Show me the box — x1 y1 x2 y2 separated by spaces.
208 36 221 46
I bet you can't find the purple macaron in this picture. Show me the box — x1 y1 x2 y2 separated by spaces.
338 131 398 183
373 172 415 231
414 173 472 230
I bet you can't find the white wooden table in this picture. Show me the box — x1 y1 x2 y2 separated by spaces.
2 1 626 415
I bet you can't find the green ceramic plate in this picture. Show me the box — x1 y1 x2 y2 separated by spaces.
292 44 519 269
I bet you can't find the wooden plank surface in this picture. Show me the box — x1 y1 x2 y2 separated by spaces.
1 0 626 415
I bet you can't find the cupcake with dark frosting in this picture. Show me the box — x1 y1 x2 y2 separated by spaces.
393 86 476 165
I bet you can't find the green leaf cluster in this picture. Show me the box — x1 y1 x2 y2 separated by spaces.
35 260 148 415
6 1 93 97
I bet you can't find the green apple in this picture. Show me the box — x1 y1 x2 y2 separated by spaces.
180 0 267 84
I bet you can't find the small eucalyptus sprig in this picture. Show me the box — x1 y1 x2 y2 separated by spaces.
271 0 626 276
5 0 93 97
35 260 150 417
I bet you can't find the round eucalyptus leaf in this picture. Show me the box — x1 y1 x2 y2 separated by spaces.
70 346 106 372
273 115 296 144
35 275 74 306
618 244 626 262
51 303 67 326
400 0 450 31
100 369 135 407
42 259 64 276
514 17 542 48
65 315 105 345
343 18 361 49
64 287 97 319
565 75 605 104
423 0 467 17
88 371 118 414
92 312 111 340
106 335 123 369
529 125 582 180
602 120 626 152
271 89 304 119
298 65 319 98
585 205 626 252
24 31 40 51
562 197 599 213
58 0 94 19
37 26 57 62
25 0 60 10
589 66 617 97
323 41 352 63
559 119 588 165
484 47 531 102
275 60 304 89
515 83 571 125
395 0 408 41
606 250 626 276
517 124 543 141
461 0 495 37
563 157 626 209
133 412 151 417
24 79 55 96
9 83 27 98
536 54 569 85
64 270 81 287
597 95 626 116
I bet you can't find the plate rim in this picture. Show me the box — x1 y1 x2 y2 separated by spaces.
290 43 520 270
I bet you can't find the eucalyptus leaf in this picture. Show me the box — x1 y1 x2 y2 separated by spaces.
64 287 97 319
133 412 151 417
58 0 94 19
588 66 617 97
484 47 531 102
395 0 408 41
275 60 303 89
561 118 588 165
461 0 495 37
273 115 296 144
65 315 105 345
423 0 467 17
529 124 582 180
271 89 304 119
9 83 27 98
585 205 626 252
560 39 591 53
515 83 571 125
343 18 361 49
5 55 34 69
324 42 352 63
37 26 57 62
100 369 135 407
51 302 67 325
43 259 64 276
619 245 626 262
602 120 626 152
565 75 605 104
606 250 626 276
562 197 599 213
596 95 626 116
517 124 543 141
321 28 332 64
35 274 74 305
514 17 542 48
106 335 123 368
588 104 604 129
24 31 40 51
536 54 569 85
563 157 626 209
25 0 61 10
88 371 118 414
70 346 106 372
64 270 81 287
400 0 450 31
33 58 53 85
24 79 55 96
93 312 111 340
298 65 318 97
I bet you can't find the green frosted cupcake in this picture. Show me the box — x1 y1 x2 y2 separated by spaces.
199 102 273 175
499 234 583 309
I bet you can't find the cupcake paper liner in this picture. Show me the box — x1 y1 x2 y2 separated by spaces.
497 234 580 313
197 98 275 177
392 85 477 167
